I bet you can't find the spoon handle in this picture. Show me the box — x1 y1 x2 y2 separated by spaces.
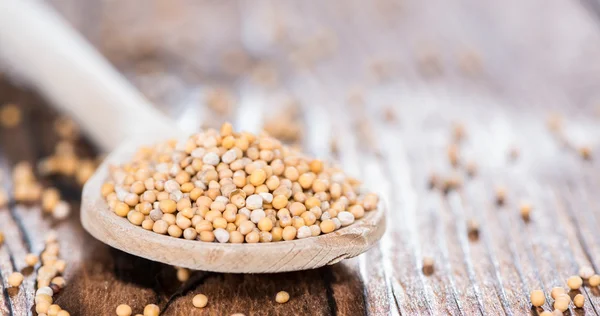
0 1 175 152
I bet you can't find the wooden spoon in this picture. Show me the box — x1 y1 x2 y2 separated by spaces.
0 1 386 273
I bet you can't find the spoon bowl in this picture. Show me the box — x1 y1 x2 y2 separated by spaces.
81 137 386 273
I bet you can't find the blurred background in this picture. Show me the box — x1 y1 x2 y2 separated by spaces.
1 1 600 314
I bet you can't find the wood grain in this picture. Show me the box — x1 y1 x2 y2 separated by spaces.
3 0 600 314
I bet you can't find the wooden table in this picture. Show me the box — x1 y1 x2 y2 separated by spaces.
2 0 600 314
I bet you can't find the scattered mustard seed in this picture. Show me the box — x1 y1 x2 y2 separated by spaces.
539 311 552 316
8 272 23 287
529 289 545 307
589 274 600 287
143 304 160 316
275 291 290 304
567 275 583 290
467 219 479 241
192 294 208 308
116 304 132 316
519 202 532 222
579 146 592 160
495 186 506 206
579 266 594 280
553 294 570 312
422 256 435 276
176 267 190 282
550 287 565 299
0 103 21 128
25 253 39 267
574 293 584 308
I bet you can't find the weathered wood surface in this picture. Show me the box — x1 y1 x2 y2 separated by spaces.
1 0 600 315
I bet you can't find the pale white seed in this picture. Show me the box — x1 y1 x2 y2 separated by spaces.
309 225 321 236
296 226 311 239
250 209 266 224
222 149 237 164
333 218 342 230
239 207 251 218
580 266 595 279
215 196 229 204
36 286 54 297
203 152 220 166
170 190 183 202
191 148 205 158
337 211 355 226
246 195 263 210
164 180 181 193
150 209 164 221
259 192 273 203
321 201 330 211
52 201 70 220
214 228 230 243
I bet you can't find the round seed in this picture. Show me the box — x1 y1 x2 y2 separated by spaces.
574 293 584 308
529 289 545 307
116 304 132 316
8 272 23 287
567 275 583 290
550 287 565 299
553 294 570 312
275 291 290 304
193 294 208 308
589 274 600 287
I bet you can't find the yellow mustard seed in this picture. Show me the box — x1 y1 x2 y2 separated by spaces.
192 294 208 308
574 293 584 308
567 275 583 290
0 104 21 128
589 274 600 287
553 294 570 312
57 311 70 316
8 272 23 287
551 287 565 299
529 289 545 307
25 253 39 267
275 291 290 304
143 304 160 316
116 304 132 316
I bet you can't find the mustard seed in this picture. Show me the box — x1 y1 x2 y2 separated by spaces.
551 287 565 299
47 304 61 315
530 289 545 307
25 253 39 267
422 257 434 276
116 304 132 316
193 294 208 308
520 202 532 222
275 291 290 303
8 272 23 287
467 219 479 241
177 268 190 282
574 293 584 308
102 123 379 243
0 104 21 128
553 294 570 312
539 312 552 316
589 274 600 287
57 311 70 316
567 275 583 290
579 266 594 279
143 304 160 316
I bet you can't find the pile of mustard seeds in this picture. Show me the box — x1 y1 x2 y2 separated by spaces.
102 123 378 243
